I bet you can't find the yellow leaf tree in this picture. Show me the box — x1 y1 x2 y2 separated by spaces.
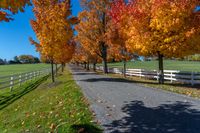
106 20 133 77
30 0 76 82
75 0 111 73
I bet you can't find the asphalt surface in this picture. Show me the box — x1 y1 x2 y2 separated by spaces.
70 65 200 133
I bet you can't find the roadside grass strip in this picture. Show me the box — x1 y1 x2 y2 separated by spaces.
0 69 101 133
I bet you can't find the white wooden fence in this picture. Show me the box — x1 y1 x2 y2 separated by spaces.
0 68 51 91
95 66 200 86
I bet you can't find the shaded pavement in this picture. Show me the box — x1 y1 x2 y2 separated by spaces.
69 65 200 133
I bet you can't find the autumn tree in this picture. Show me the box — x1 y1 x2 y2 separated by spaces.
54 40 75 72
106 18 133 77
0 0 31 22
30 0 76 82
75 0 112 73
110 0 200 84
71 45 88 68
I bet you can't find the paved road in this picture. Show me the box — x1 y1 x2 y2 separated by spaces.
70 65 200 133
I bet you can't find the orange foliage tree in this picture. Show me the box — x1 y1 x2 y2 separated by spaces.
30 0 76 82
110 0 200 83
75 0 112 73
54 40 76 72
106 21 133 77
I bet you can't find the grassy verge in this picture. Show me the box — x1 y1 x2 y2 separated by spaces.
97 71 200 99
98 60 200 72
0 76 49 110
0 68 101 133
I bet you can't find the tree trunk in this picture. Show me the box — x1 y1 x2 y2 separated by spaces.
158 52 164 84
93 63 96 71
102 44 108 74
51 60 55 83
61 63 64 72
123 59 126 77
55 64 58 75
84 62 87 69
86 61 90 70
103 58 108 73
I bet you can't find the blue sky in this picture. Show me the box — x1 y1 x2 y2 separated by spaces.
0 0 82 60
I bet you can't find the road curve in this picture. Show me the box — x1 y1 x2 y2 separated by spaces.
69 65 200 133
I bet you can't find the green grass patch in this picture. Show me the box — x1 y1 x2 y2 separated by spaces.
0 76 49 110
0 69 101 133
0 64 50 76
99 60 200 72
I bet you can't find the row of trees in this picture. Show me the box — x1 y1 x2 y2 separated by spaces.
73 0 133 77
0 55 40 65
13 55 40 64
73 0 200 84
1 0 77 82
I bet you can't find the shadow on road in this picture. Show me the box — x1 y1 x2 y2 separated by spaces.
80 77 158 85
80 76 200 89
73 72 96 76
104 101 200 133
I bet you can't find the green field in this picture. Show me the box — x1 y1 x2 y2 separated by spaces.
0 64 51 76
0 68 101 133
101 60 200 72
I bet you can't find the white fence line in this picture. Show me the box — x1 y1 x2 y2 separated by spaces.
0 68 51 91
95 66 200 86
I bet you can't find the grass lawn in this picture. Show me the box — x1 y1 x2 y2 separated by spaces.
100 60 200 72
0 64 51 76
0 68 101 133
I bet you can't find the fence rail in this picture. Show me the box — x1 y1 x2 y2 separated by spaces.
0 68 51 91
95 66 200 86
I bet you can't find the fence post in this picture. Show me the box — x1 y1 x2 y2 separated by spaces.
10 76 14 92
140 69 142 78
30 72 32 80
191 72 194 86
34 72 36 79
170 72 173 83
156 71 159 81
25 73 28 82
19 75 22 86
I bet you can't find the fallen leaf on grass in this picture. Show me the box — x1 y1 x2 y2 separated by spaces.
32 112 36 116
49 111 53 115
25 112 30 118
25 129 30 132
55 113 59 118
50 123 56 130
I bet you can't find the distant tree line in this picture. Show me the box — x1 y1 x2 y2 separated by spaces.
0 55 40 65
